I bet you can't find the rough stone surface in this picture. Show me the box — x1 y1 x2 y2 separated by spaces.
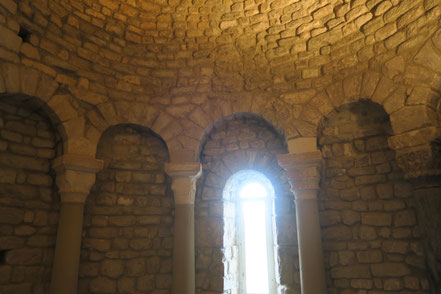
196 115 294 294
79 125 172 294
318 101 429 294
0 97 60 293
0 0 440 293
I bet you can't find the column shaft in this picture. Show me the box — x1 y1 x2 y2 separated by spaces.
165 162 202 294
278 152 327 294
49 154 103 294
50 203 85 294
295 198 327 294
173 204 195 294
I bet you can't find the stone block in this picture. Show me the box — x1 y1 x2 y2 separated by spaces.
35 74 58 103
20 67 40 96
404 276 420 289
414 41 441 73
359 225 377 240
83 238 111 252
360 71 380 98
322 225 353 240
383 240 409 254
155 274 172 289
101 259 124 278
0 207 23 224
341 210 360 225
356 250 383 263
0 167 16 184
351 278 373 289
117 277 135 293
0 25 22 52
343 74 362 101
2 63 20 93
355 175 386 185
90 277 116 293
370 262 410 277
376 183 393 199
0 284 31 294
79 263 99 278
6 248 42 265
137 274 154 291
394 210 416 227
361 213 392 226
391 106 438 134
331 265 371 278
109 216 136 226
127 258 145 276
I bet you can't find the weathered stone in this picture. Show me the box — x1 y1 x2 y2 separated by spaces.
370 262 411 277
331 265 371 278
90 277 116 293
361 213 392 226
0 26 22 52
101 259 124 278
6 249 42 265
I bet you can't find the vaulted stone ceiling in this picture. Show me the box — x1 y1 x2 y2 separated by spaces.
2 0 441 158
16 0 441 95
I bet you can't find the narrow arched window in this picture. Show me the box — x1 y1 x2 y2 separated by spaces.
224 170 277 294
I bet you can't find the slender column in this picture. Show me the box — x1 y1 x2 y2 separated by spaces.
165 162 202 294
50 154 103 294
278 151 327 294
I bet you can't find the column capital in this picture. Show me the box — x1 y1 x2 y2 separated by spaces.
165 162 202 205
278 151 323 198
395 144 441 179
53 154 104 204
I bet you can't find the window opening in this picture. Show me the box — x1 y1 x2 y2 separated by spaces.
224 170 277 294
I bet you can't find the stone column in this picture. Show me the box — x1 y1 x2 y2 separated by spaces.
278 151 327 294
165 162 202 294
50 154 103 294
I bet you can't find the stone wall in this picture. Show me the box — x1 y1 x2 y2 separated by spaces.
195 115 298 294
0 97 60 294
78 124 173 294
412 177 441 294
318 100 429 293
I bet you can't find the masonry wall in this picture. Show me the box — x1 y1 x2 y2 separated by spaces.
0 97 60 294
78 124 173 294
195 115 298 294
413 176 441 294
318 101 429 293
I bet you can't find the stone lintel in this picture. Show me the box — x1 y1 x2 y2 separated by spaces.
165 162 202 205
53 154 104 203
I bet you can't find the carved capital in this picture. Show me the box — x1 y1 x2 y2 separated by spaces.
165 162 202 205
53 154 104 204
278 151 322 198
395 143 441 179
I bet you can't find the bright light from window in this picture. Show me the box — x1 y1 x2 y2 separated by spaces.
240 182 270 294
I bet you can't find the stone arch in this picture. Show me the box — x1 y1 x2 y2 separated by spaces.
195 113 300 294
317 99 430 294
78 123 173 293
197 112 287 160
0 90 65 292
89 101 190 161
0 61 101 156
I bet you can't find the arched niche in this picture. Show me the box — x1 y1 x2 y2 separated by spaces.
317 100 430 293
195 113 299 294
0 95 63 293
78 124 173 294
